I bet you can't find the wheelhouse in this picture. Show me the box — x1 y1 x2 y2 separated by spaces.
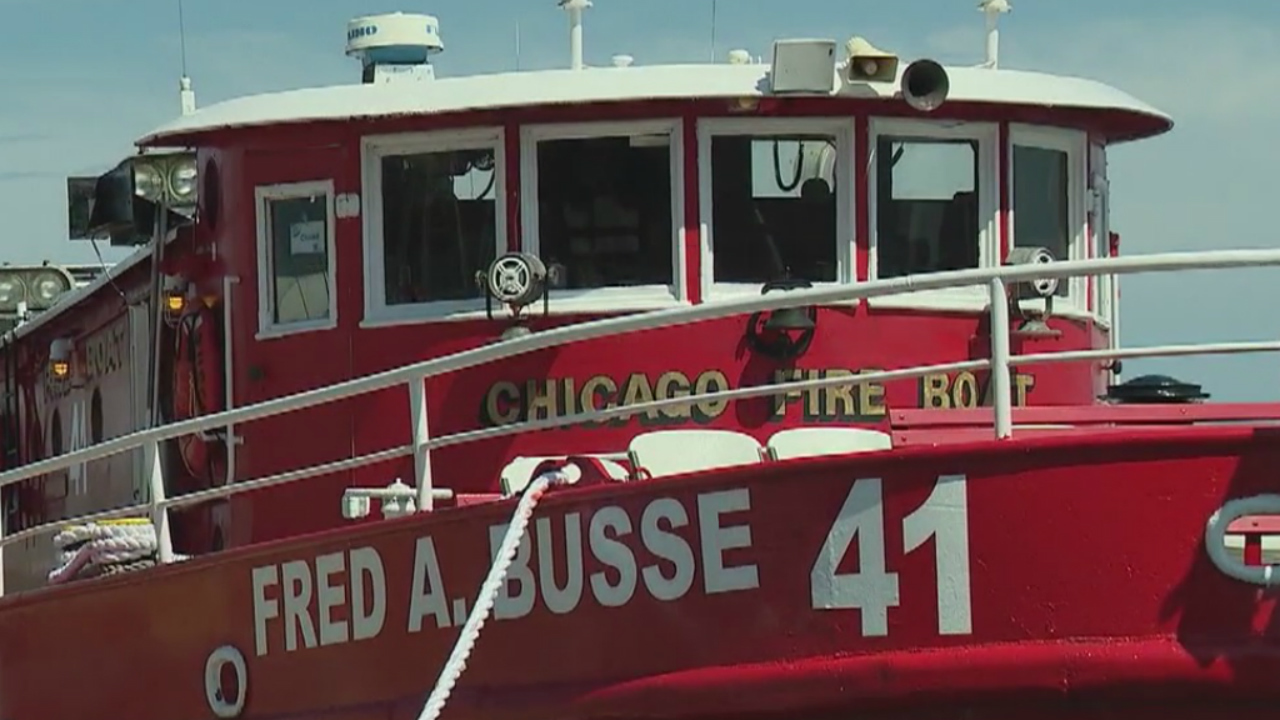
5 8 1172 585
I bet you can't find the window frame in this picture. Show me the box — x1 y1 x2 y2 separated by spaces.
254 179 339 339
1089 140 1113 328
867 118 999 311
1007 123 1089 314
519 118 687 312
360 127 508 327
696 116 855 301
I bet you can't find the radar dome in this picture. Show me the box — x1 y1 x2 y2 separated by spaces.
345 12 444 84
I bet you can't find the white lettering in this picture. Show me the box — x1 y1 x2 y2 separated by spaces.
488 523 536 619
588 506 636 607
640 498 694 601
250 547 388 657
314 552 349 646
280 560 318 651
902 474 972 634
810 474 972 638
480 492 755 616
809 477 899 635
698 489 760 594
252 491 766 650
408 537 452 632
251 565 279 657
535 513 584 614
349 547 386 641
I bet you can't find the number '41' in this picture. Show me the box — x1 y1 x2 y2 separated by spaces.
809 474 973 637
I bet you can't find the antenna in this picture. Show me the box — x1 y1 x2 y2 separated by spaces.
515 21 522 70
978 0 1011 69
710 0 717 62
558 0 592 70
177 0 196 115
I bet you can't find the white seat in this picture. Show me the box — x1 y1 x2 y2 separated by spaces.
627 429 764 479
499 454 629 495
766 427 893 461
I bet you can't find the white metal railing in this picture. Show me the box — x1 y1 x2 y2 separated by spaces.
2 249 1280 588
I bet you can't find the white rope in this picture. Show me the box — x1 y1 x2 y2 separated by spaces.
47 519 187 584
416 469 570 720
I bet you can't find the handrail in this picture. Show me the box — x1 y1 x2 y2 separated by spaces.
3 337 1280 553
3 249 1280 586
2 248 1279 491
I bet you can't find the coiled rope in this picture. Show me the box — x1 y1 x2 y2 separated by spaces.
47 518 187 584
416 469 570 720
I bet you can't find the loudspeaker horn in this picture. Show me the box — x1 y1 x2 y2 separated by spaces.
901 58 950 112
845 36 898 83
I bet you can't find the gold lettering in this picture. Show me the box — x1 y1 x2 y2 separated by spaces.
1014 373 1035 406
562 377 578 418
771 369 804 420
692 371 729 422
858 368 887 417
921 373 950 409
822 369 857 420
654 371 692 421
525 379 559 421
952 371 979 409
579 375 617 426
485 381 520 425
803 369 822 420
482 368 1038 429
619 373 658 423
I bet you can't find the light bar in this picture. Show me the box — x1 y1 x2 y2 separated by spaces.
0 265 75 313
67 150 198 246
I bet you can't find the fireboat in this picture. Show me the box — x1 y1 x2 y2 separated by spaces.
3 2 1280 718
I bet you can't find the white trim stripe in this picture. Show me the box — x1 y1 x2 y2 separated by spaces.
138 65 1172 147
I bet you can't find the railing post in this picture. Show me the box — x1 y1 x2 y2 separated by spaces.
145 439 175 563
988 277 1013 439
409 377 435 512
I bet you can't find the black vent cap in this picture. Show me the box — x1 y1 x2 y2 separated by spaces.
1103 374 1210 404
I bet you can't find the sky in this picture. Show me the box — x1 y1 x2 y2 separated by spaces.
1 0 1278 400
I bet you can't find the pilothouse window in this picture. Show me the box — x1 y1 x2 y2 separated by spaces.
709 135 838 284
1009 125 1087 302
535 136 671 289
875 137 980 278
362 128 507 322
254 180 337 336
521 119 682 302
380 149 498 305
1012 146 1069 295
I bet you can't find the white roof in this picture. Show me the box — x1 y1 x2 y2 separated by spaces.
140 62 1171 146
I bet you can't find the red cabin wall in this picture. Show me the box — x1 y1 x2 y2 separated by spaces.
199 99 1112 550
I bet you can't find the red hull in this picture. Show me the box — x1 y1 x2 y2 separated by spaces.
3 427 1278 720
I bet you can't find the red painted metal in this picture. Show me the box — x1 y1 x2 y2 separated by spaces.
1228 516 1280 534
892 403 1280 428
681 109 703 305
854 115 871 283
1 428 1277 719
0 79 1265 720
1243 536 1263 566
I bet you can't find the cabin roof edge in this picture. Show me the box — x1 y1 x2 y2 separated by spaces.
137 63 1172 147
